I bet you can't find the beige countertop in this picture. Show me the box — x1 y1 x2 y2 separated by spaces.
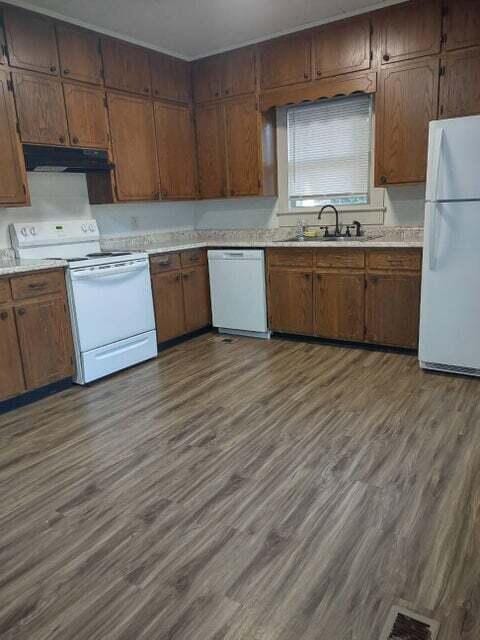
0 258 67 277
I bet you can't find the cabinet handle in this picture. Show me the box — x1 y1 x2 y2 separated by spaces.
63 68 70 75
383 54 390 62
50 65 57 73
144 87 150 93
18 308 26 316
380 175 387 184
154 89 159 95
214 91 219 97
316 71 321 77
28 282 47 290
304 273 311 280
0 311 8 321
224 89 230 95
305 73 310 79
59 135 65 144
155 258 170 265
72 136 79 144
183 273 189 279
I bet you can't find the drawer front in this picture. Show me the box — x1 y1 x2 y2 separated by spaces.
367 249 422 272
0 278 11 303
180 249 207 268
150 252 181 274
268 248 314 268
11 270 65 300
315 249 365 269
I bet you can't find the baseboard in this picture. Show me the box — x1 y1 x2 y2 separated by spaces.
0 379 73 415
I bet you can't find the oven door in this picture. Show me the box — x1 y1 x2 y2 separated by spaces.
69 259 156 352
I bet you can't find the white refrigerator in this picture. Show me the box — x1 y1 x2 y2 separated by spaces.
419 115 480 376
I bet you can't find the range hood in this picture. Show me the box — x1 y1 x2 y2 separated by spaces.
24 145 114 173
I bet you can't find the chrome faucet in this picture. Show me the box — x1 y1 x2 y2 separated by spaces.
318 205 342 236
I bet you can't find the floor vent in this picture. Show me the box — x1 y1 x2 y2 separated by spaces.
380 606 439 640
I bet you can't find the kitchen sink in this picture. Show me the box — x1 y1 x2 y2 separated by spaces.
276 235 382 243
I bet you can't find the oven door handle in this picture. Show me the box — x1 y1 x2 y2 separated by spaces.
71 262 148 280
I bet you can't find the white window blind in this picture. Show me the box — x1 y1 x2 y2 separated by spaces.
287 94 372 208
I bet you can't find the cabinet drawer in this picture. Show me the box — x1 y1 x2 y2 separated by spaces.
0 279 11 303
11 270 65 300
315 249 365 269
180 249 207 268
268 249 314 268
367 250 422 272
150 252 181 274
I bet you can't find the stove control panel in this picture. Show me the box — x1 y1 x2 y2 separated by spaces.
10 219 100 248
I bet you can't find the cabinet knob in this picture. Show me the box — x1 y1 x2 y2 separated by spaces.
50 65 57 73
316 71 321 77
383 54 390 62
72 136 79 144
224 89 230 95
183 273 189 279
305 73 310 79
214 92 219 97
63 68 70 75
59 135 65 144
0 311 8 321
154 89 159 95
18 308 26 316
304 273 311 280
144 87 150 93
380 175 387 185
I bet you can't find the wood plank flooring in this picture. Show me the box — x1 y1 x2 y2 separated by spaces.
1 333 479 639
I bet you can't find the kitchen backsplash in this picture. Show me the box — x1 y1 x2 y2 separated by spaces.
0 173 425 250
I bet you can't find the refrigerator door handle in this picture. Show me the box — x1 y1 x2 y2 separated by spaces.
431 126 445 202
429 203 442 272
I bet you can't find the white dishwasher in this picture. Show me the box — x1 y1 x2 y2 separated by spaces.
208 249 270 339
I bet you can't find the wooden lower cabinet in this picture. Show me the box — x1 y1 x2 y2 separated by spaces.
268 268 313 335
151 251 211 343
365 273 421 349
152 271 186 342
0 306 26 401
314 272 365 341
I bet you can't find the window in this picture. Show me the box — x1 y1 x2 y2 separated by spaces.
287 94 372 209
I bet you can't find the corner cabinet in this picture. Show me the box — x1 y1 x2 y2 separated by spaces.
0 69 28 206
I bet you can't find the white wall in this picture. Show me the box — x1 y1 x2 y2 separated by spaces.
0 173 196 249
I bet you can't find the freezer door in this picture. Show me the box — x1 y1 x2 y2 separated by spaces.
419 201 480 370
426 116 480 202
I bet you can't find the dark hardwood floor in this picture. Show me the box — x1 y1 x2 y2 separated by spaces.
0 333 479 639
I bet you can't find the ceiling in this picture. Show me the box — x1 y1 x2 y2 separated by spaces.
5 0 404 60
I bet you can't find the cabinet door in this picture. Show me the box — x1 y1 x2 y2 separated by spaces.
107 93 159 201
0 20 7 65
154 103 197 199
101 38 151 96
195 103 227 199
0 306 26 402
13 71 69 146
3 6 59 75
445 0 480 51
182 266 211 333
259 31 312 89
15 298 73 390
313 16 371 79
268 269 313 335
150 52 192 103
375 58 439 186
57 24 103 85
193 55 223 103
152 271 186 342
0 70 28 205
314 272 365 342
224 96 260 197
365 273 421 348
379 0 442 65
223 46 256 97
440 48 480 119
64 83 109 149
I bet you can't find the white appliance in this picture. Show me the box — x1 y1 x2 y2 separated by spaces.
419 115 480 376
208 249 270 339
11 220 157 384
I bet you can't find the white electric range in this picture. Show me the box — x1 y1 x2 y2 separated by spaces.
10 220 157 385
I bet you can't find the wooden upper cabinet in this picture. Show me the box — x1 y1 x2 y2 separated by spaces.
268 268 313 335
0 70 28 205
195 103 227 199
312 16 371 79
223 46 256 97
63 83 109 148
182 266 211 333
224 95 261 197
259 31 312 89
379 0 442 65
440 48 480 120
193 55 223 102
107 92 158 201
0 305 26 402
56 24 103 85
152 270 186 342
154 102 197 199
375 57 439 186
13 71 69 146
444 0 480 51
101 38 151 96
365 273 421 349
3 6 59 75
150 52 192 103
15 296 74 390
314 272 365 342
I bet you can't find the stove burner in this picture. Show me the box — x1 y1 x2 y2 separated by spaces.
86 252 131 258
